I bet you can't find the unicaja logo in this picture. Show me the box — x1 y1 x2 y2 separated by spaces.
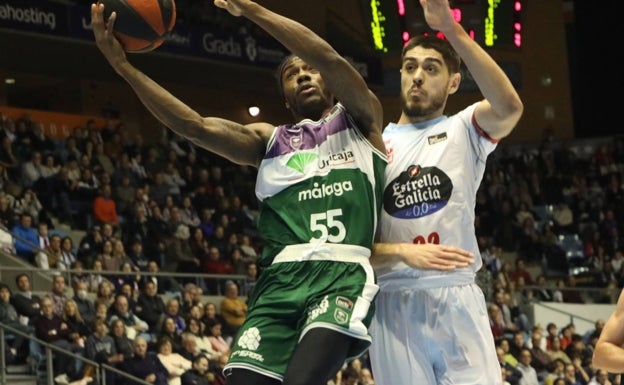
286 151 318 174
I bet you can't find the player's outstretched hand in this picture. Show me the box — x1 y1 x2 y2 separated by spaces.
91 3 127 67
419 0 455 33
214 0 252 17
400 243 474 271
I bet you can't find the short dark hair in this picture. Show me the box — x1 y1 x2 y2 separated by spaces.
0 283 10 294
15 273 28 285
193 354 209 366
275 54 298 100
401 35 461 74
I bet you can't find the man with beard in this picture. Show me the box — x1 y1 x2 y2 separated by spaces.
368 0 523 384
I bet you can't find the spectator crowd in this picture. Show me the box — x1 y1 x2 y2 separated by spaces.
3 113 624 385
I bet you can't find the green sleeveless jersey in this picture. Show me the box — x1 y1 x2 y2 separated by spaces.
255 103 387 266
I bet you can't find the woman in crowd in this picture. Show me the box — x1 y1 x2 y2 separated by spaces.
110 318 134 360
184 317 219 361
63 299 90 348
156 335 192 385
158 316 184 354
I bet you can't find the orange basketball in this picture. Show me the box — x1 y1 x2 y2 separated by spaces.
100 0 176 53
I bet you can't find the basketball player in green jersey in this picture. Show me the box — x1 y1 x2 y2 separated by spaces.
92 0 387 384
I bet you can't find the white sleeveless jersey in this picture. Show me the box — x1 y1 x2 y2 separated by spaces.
377 103 497 282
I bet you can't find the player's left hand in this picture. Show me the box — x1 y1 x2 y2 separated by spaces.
214 0 251 17
399 243 474 271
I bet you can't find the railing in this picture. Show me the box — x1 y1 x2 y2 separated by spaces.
0 322 151 385
533 301 597 327
0 222 250 296
0 265 248 297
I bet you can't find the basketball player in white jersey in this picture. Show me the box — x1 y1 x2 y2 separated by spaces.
369 0 524 384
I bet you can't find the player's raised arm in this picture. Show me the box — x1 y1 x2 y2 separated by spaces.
214 0 384 152
593 289 624 372
90 3 272 167
420 0 523 139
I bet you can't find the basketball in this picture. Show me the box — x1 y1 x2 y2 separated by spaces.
99 0 176 53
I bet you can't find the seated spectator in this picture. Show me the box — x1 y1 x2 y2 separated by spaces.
142 261 182 295
159 298 186 334
496 345 522 385
94 279 116 310
166 223 200 285
108 293 150 341
77 225 104 270
93 184 119 226
219 281 246 338
197 208 215 240
135 280 166 334
547 335 571 364
180 354 211 385
0 283 33 364
209 352 229 385
112 262 141 293
158 317 188 358
183 317 219 361
199 303 226 336
118 336 168 385
10 273 41 325
33 297 85 383
94 301 109 322
242 262 258 299
11 213 39 263
114 175 136 217
127 239 150 272
0 193 17 229
529 329 552 377
21 151 43 189
60 236 78 270
178 195 200 228
85 318 124 385
206 321 230 357
488 303 507 343
109 319 135 360
500 338 518 367
552 202 575 234
35 233 62 270
40 153 60 179
156 335 192 385
543 358 566 385
72 280 96 325
515 348 539 385
179 283 202 319
201 246 232 295
46 274 69 318
62 299 90 349
14 188 44 225
177 333 199 362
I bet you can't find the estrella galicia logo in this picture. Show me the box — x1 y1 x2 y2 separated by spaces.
383 165 452 219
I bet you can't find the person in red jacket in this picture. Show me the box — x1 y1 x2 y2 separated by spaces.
93 184 119 226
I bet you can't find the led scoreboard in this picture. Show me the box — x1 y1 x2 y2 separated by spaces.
364 0 522 53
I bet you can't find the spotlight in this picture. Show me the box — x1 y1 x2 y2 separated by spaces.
248 106 260 117
4 78 15 85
